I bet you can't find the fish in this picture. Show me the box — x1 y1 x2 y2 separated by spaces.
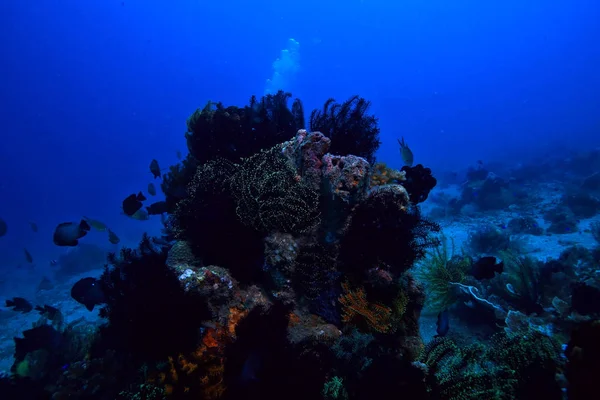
146 201 168 215
35 304 63 327
129 208 150 221
469 256 504 280
53 220 91 247
0 217 7 237
148 182 157 196
23 248 33 264
435 309 449 338
398 137 414 167
5 297 33 313
122 192 146 216
83 216 108 232
49 259 58 267
107 229 120 244
176 150 182 160
14 325 62 361
70 277 106 311
37 276 54 293
150 159 161 179
29 221 38 232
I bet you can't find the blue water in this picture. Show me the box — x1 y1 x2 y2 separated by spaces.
0 0 599 368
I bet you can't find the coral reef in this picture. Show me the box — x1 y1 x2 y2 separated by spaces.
5 89 589 400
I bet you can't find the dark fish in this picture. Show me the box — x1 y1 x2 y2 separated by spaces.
150 159 161 179
435 309 449 337
14 324 62 361
146 201 168 215
35 305 63 326
469 256 504 280
176 150 182 160
0 217 7 237
49 259 58 267
23 248 33 263
53 220 91 246
71 277 106 311
5 297 33 313
398 137 414 167
107 229 120 244
37 276 54 292
29 221 38 232
148 182 157 196
122 192 146 216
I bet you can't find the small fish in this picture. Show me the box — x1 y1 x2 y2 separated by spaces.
70 277 106 311
398 137 414 167
5 297 33 313
435 309 449 337
150 159 161 179
107 229 120 244
49 259 58 267
0 217 7 237
148 182 157 196
23 248 33 264
37 276 54 293
35 304 62 323
83 216 108 232
146 201 168 215
29 221 38 232
469 256 504 280
176 150 182 160
129 208 150 221
122 192 146 216
53 220 91 247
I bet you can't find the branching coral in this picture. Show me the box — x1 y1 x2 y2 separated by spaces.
309 96 381 164
415 236 471 312
338 282 392 333
229 144 320 234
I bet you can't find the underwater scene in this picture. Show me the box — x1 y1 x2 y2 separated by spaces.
1 1 600 399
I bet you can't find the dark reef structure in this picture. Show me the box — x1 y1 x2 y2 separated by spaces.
339 184 440 281
95 234 212 363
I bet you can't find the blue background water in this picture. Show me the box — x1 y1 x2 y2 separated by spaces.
1 0 599 269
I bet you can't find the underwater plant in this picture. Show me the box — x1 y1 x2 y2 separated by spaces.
415 236 471 312
500 251 543 315
309 96 381 164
